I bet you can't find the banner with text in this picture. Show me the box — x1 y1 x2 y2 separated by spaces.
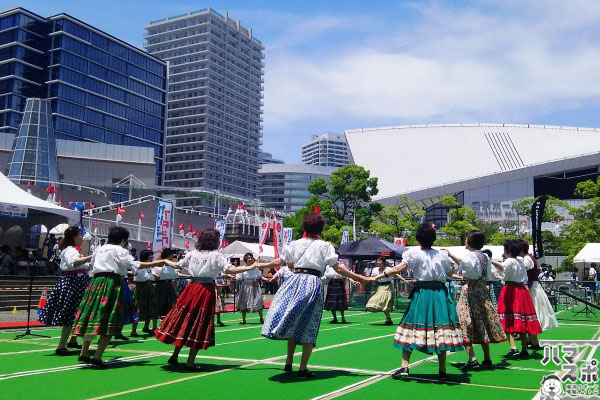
283 228 294 247
152 200 174 251
531 196 547 259
272 219 284 258
258 219 270 254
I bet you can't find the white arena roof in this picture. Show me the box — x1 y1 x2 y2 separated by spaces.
345 124 600 203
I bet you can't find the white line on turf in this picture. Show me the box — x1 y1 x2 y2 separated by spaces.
0 348 55 356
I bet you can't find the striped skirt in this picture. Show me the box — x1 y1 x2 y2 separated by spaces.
262 273 323 345
72 274 124 336
455 278 506 345
394 285 464 355
324 279 348 311
155 282 216 350
497 284 543 335
133 281 157 320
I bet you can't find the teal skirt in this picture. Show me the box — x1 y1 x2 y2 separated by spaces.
393 285 464 355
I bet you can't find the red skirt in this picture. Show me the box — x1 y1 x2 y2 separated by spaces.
155 282 216 350
497 284 542 335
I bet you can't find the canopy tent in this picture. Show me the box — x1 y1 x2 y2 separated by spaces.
573 243 600 264
220 240 275 261
405 245 506 262
0 172 80 248
336 237 407 260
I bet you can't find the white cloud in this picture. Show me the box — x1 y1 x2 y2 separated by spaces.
262 1 600 132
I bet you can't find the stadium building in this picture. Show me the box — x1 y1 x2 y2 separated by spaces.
345 124 600 228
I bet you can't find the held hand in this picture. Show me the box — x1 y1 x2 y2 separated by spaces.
351 280 361 288
406 279 416 285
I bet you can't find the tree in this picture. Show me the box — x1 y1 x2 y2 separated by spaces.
438 195 478 243
513 196 568 223
369 196 424 243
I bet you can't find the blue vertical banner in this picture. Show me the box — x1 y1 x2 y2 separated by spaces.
152 200 174 251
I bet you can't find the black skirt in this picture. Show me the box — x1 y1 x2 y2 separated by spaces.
324 279 348 311
155 280 177 317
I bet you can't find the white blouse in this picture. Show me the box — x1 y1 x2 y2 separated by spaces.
458 251 488 280
152 265 179 280
272 266 294 281
238 268 262 281
60 246 89 272
323 265 343 280
91 244 136 276
369 266 394 282
402 248 451 282
280 238 338 274
501 257 527 283
177 250 229 279
133 266 153 282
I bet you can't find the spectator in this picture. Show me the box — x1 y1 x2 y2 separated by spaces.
0 245 14 275
130 248 138 261
589 264 597 281
16 248 31 276
44 234 57 262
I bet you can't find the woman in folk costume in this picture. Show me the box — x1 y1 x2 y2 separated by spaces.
254 213 371 378
372 223 463 380
155 229 260 371
236 253 265 325
73 227 166 368
482 249 503 307
491 240 542 358
153 248 179 318
130 250 158 336
366 257 396 325
323 262 358 324
39 226 92 355
445 231 507 371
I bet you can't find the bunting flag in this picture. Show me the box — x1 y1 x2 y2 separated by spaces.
92 218 98 228
89 201 95 209
27 180 32 194
116 206 126 215
52 183 58 203
46 183 53 202
138 211 145 219
147 240 151 249
185 240 190 249
58 197 62 207
178 223 185 231
187 224 193 233
193 229 199 237
314 205 320 214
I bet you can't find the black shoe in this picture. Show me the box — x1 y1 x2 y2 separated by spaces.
481 359 493 368
330 319 339 324
284 364 293 373
66 342 82 349
519 350 530 358
78 356 91 364
259 319 264 324
130 332 141 337
392 367 409 379
114 334 128 341
217 321 225 327
89 358 107 369
384 319 394 326
529 345 543 351
439 371 448 381
298 369 316 379
341 319 348 324
459 360 480 371
168 356 179 366
183 364 203 372
55 348 69 356
239 321 246 325
505 349 519 358
141 327 152 333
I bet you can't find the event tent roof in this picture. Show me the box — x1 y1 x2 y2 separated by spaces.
220 240 275 261
573 243 600 264
337 237 407 260
0 172 79 221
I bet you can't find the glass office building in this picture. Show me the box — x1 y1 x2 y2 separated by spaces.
0 8 168 184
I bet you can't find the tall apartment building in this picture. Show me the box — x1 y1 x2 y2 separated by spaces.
301 133 351 168
0 8 168 184
144 8 264 200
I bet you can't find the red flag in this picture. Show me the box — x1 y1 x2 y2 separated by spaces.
58 197 62 206
178 223 185 231
27 181 31 189
89 201 95 209
116 206 126 215
147 241 151 249
193 229 199 237
46 183 52 194
92 218 98 227
187 224 193 233
185 240 190 249
138 211 145 219
53 183 58 194
313 205 320 214
302 231 307 238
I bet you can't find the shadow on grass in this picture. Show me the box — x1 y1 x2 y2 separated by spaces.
160 363 239 374
267 367 365 384
395 373 469 385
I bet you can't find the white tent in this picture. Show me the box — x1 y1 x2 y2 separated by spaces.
406 245 505 261
220 240 275 261
0 172 79 221
573 243 600 264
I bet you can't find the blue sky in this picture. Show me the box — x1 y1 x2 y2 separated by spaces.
7 1 600 162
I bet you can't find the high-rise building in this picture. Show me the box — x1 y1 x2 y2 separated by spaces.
259 151 283 165
0 8 168 184
144 8 264 199
301 133 351 168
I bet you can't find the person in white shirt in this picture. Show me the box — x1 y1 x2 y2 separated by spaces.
38 226 92 356
235 253 265 324
253 212 371 378
373 223 462 381
269 263 294 284
155 229 260 371
491 240 542 359
72 227 167 368
323 261 358 324
365 257 396 325
153 248 180 318
445 232 507 371
130 249 159 337
482 249 503 307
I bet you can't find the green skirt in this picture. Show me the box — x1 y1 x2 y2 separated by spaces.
393 285 464 355
72 274 124 336
133 281 158 320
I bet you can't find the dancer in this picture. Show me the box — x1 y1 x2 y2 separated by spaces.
269 262 294 285
366 256 395 325
113 277 138 341
254 212 371 378
482 249 503 307
73 227 167 368
445 232 507 371
491 240 542 358
323 264 357 324
215 273 234 327
131 250 158 337
153 248 179 318
236 253 264 324
39 226 92 355
155 229 260 371
373 223 463 380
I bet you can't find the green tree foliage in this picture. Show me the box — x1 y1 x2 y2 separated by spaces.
513 196 568 222
438 195 478 244
369 196 424 244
